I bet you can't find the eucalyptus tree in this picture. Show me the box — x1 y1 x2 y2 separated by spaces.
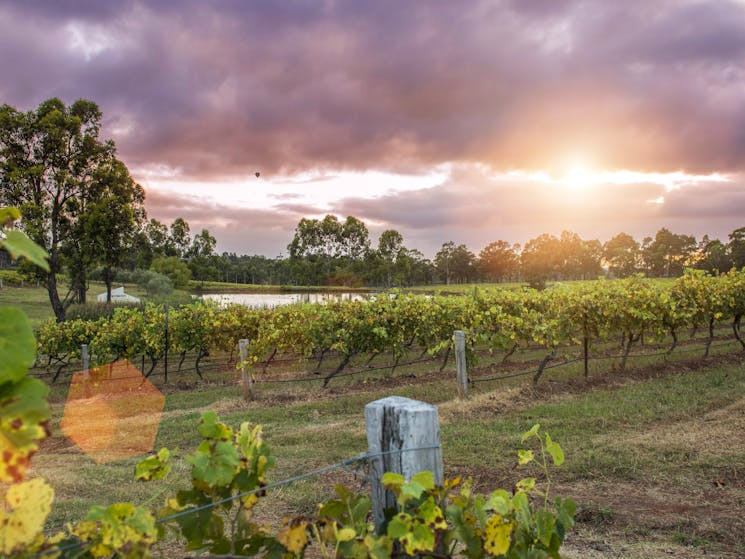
378 229 404 287
641 228 697 277
168 217 191 258
729 227 745 269
695 236 732 274
287 214 370 285
603 232 639 278
0 98 143 320
83 159 146 302
477 240 520 282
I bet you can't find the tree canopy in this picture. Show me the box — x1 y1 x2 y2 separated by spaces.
0 98 144 319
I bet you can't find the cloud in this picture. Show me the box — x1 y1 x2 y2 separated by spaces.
141 163 745 257
144 189 301 256
332 166 745 255
3 0 745 180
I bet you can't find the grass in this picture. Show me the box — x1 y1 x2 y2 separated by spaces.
0 280 184 326
32 343 745 558
0 284 54 326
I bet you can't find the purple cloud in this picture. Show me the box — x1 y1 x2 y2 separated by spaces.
3 0 745 179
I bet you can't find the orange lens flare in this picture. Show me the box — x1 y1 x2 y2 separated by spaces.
61 360 164 464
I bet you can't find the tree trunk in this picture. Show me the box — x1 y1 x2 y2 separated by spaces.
104 266 113 303
46 268 65 322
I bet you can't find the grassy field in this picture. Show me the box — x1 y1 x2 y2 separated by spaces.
32 339 745 559
0 280 176 326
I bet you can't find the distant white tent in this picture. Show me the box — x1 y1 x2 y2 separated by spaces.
97 286 140 304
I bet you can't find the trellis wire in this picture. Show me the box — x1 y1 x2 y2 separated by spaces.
32 444 441 558
470 339 739 383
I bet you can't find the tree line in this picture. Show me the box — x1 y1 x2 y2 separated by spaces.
276 216 745 288
2 98 744 322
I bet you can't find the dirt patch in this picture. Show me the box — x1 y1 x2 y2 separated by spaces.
560 480 745 555
614 396 745 458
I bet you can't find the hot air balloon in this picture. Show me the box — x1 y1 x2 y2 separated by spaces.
255 172 260 179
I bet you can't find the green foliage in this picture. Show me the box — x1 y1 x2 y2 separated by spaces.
149 411 276 556
33 270 745 384
0 269 24 285
150 255 192 288
135 447 172 481
0 209 50 488
308 426 574 559
0 307 37 384
72 503 158 558
0 99 142 319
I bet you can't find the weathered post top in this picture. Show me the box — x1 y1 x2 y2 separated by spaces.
365 396 443 532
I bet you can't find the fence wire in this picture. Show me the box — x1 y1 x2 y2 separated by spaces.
470 339 739 384
32 444 441 558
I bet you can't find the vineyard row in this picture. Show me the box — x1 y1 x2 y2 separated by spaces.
36 270 745 385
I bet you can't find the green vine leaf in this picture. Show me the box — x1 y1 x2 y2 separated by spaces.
135 447 171 481
198 411 233 441
188 440 239 488
0 230 49 272
0 308 37 384
545 433 565 466
521 423 540 443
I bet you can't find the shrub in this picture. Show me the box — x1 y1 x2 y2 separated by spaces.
150 256 191 288
0 269 24 285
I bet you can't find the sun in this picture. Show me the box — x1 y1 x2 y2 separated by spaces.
559 159 598 190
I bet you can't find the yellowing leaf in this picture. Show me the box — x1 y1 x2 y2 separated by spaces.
336 527 357 542
515 478 536 493
135 447 171 481
0 378 50 483
483 514 513 556
240 492 259 511
277 518 309 554
74 502 157 558
517 449 534 466
0 478 54 554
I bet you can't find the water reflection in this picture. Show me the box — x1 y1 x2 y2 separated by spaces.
202 292 369 308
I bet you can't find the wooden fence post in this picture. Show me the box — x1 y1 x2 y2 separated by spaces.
365 396 443 533
454 330 468 399
239 339 253 401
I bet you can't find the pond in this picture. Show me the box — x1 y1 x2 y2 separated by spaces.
201 292 370 308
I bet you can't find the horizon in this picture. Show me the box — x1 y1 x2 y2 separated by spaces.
2 1 744 257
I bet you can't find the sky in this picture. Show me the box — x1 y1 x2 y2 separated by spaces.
2 0 745 258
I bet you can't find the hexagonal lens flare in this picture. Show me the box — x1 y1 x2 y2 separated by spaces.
61 360 164 464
